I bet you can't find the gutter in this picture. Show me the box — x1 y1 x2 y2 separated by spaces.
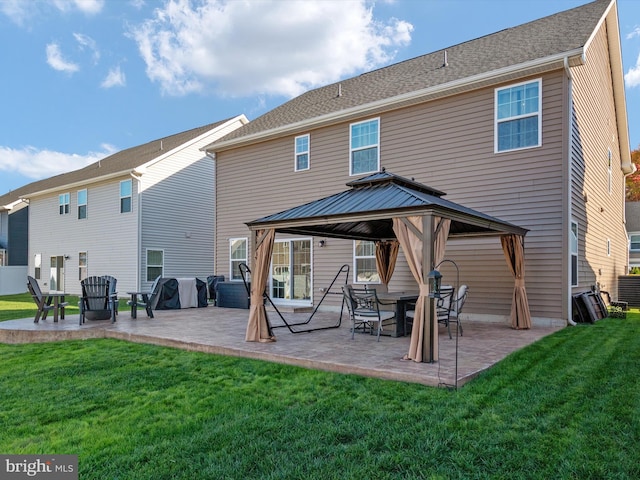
130 170 143 291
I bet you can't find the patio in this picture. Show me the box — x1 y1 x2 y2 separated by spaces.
0 305 562 387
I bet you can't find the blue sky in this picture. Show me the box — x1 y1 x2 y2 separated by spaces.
1 0 640 196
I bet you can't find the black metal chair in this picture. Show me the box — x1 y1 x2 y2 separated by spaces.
79 276 117 325
404 286 458 338
342 285 395 341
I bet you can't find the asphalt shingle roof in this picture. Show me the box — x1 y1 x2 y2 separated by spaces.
0 118 234 208
212 0 610 147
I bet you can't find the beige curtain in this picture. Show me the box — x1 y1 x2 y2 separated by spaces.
375 240 400 286
501 234 532 330
392 216 450 362
246 228 277 342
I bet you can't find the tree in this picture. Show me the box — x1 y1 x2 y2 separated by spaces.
625 146 640 201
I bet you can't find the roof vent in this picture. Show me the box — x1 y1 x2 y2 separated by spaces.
443 50 448 68
337 83 342 97
160 140 163 150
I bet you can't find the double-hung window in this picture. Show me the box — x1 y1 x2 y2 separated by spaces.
59 193 70 215
350 118 379 175
495 79 541 152
354 240 379 283
77 189 87 219
630 233 640 252
146 249 163 282
570 221 578 286
230 238 247 280
295 134 309 171
79 252 87 280
120 180 132 213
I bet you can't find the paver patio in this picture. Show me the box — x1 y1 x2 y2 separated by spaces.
0 306 563 387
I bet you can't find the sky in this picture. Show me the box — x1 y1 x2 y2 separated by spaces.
1 0 640 197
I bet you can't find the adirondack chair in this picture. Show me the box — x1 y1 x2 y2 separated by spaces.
27 275 67 323
79 276 117 325
102 275 119 317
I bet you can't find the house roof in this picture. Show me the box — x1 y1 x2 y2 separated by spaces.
247 171 529 241
207 0 616 154
0 116 242 208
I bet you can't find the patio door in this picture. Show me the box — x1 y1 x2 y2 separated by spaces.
270 239 311 304
49 255 65 292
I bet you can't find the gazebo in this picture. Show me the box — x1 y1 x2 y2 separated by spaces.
245 171 531 363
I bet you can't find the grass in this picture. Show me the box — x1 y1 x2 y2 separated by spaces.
0 297 639 479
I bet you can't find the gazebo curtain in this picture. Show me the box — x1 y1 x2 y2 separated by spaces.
375 240 399 287
245 228 276 342
500 234 532 330
392 216 450 362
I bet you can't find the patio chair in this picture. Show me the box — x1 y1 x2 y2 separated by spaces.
127 275 162 318
404 286 457 338
448 285 468 336
102 275 119 317
342 285 395 341
27 275 63 322
79 276 117 325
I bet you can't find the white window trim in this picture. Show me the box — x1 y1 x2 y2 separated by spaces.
120 179 132 214
349 117 380 176
294 134 310 172
606 239 611 257
229 237 248 281
59 193 70 215
629 232 640 252
570 220 578 287
146 248 164 282
494 78 542 153
78 251 87 281
77 189 87 220
353 240 380 284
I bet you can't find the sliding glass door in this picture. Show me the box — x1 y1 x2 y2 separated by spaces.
271 239 311 303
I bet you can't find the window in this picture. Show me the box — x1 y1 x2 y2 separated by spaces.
77 189 87 219
630 234 640 251
350 118 379 175
230 238 247 280
0 249 6 266
59 193 70 215
146 249 163 282
120 180 132 213
354 240 379 283
79 252 87 280
570 221 578 287
295 134 310 171
495 79 541 152
34 254 41 280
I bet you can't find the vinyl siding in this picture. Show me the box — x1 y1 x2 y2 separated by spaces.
28 176 139 295
216 71 568 321
570 22 628 301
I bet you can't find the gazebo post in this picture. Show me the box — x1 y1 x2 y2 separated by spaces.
422 214 437 363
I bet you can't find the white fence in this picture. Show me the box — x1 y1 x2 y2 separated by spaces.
0 266 28 295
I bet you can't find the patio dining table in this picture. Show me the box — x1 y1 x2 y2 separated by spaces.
375 291 419 337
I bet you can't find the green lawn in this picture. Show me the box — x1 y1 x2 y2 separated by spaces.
0 295 638 479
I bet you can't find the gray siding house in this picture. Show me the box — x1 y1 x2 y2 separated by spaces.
206 0 631 327
21 115 247 295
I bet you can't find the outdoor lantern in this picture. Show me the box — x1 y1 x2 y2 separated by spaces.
427 269 443 298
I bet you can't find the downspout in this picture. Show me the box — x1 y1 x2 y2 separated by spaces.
206 151 217 276
130 170 143 290
564 57 577 326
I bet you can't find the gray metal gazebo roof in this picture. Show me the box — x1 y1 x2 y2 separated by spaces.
247 171 528 240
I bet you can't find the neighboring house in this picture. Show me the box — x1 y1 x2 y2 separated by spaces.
20 115 247 295
205 0 631 327
625 201 640 270
0 187 30 294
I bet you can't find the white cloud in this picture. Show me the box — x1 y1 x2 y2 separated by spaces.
52 0 104 15
0 144 115 180
129 0 413 98
73 32 100 63
0 0 32 26
625 52 640 88
46 43 80 73
101 66 126 88
626 26 640 40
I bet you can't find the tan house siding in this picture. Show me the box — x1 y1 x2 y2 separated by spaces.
570 22 628 300
216 71 569 322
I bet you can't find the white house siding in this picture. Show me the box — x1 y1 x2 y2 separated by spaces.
215 70 569 323
569 23 628 301
28 176 139 295
139 149 215 291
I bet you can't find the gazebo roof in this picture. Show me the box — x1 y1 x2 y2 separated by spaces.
247 171 528 240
